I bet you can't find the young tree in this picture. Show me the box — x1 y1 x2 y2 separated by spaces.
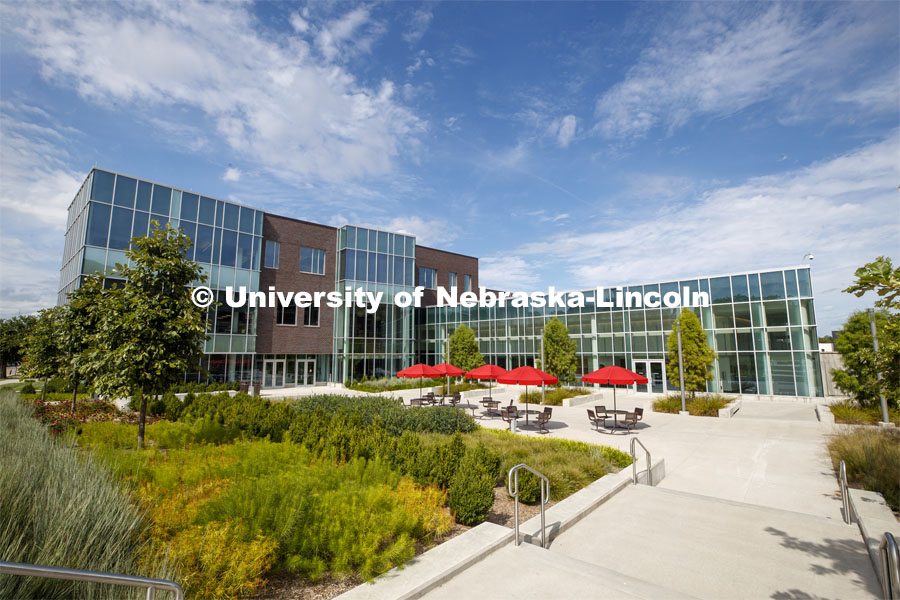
20 306 68 402
540 317 577 385
0 314 37 379
666 308 716 399
86 224 207 447
60 274 105 412
447 324 485 374
837 257 900 411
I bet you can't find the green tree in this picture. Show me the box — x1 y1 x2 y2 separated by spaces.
446 324 485 373
831 311 898 407
666 308 717 399
20 306 68 402
60 274 106 412
540 317 577 385
85 223 207 447
836 256 900 412
0 314 37 379
843 256 900 309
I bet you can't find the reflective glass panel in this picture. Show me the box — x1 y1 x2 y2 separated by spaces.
748 273 761 300
237 234 252 269
86 202 111 246
113 176 136 207
132 210 149 240
223 203 239 230
785 270 799 299
181 192 199 221
91 170 115 203
151 185 171 216
764 301 788 326
239 206 254 233
135 181 152 211
710 277 731 303
195 225 214 263
731 275 749 301
198 197 215 225
760 271 785 300
797 269 812 297
108 207 133 250
220 230 237 267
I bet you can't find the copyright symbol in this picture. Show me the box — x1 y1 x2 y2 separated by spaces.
192 286 215 308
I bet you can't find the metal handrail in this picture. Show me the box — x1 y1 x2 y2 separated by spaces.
0 561 183 600
630 437 652 485
839 460 853 524
880 532 900 600
507 463 550 548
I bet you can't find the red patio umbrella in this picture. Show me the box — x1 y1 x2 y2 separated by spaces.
397 364 441 398
498 366 558 425
581 366 648 423
433 363 465 395
465 364 508 399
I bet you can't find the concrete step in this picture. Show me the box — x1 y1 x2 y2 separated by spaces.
421 539 699 600
549 484 881 599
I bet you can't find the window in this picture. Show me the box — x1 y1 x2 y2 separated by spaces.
264 240 279 269
464 274 472 292
449 271 457 290
418 266 436 289
304 306 320 327
276 304 296 326
300 247 326 274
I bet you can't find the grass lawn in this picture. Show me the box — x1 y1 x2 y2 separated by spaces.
653 394 732 416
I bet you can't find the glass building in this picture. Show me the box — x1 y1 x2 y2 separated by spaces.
420 268 824 397
59 169 264 382
60 169 824 398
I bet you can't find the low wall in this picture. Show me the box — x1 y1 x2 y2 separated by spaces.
815 404 835 425
848 487 900 586
717 398 742 418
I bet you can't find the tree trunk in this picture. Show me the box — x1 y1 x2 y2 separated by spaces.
0 359 6 380
70 375 78 413
137 389 147 449
41 377 47 402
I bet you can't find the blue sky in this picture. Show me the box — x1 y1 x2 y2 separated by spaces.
0 1 897 333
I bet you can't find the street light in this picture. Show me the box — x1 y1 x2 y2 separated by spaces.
868 308 890 426
802 253 815 263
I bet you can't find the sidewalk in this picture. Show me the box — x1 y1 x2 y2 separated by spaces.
474 390 843 519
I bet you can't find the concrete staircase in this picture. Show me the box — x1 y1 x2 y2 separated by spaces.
341 470 882 600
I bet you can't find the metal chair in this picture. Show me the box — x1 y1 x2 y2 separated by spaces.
535 407 552 434
622 411 638 432
587 409 604 431
595 405 612 427
501 405 520 430
634 407 644 421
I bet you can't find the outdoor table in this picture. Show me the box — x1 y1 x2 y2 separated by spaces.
410 398 426 407
604 409 629 429
480 399 500 417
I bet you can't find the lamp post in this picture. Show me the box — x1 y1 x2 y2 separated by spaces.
676 320 687 415
540 332 546 405
868 309 890 426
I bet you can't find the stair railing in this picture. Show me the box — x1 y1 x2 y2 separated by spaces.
507 463 550 548
630 438 652 485
0 561 183 600
880 532 900 600
839 459 853 524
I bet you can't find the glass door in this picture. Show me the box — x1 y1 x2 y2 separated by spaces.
649 361 666 394
263 359 285 388
296 359 316 385
633 361 649 393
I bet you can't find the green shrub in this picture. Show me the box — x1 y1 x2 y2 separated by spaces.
24 396 120 435
653 394 731 416
519 387 590 406
830 400 900 426
0 391 172 599
448 450 496 525
347 376 443 393
19 382 35 394
45 376 72 393
828 427 900 511
513 470 544 504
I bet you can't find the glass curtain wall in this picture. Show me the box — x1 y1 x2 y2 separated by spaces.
333 225 417 382
60 169 264 382
423 268 823 398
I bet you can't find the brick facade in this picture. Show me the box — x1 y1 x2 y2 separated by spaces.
256 215 337 354
414 245 479 305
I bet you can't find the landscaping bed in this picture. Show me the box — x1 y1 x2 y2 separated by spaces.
827 426 900 512
653 394 732 416
828 400 900 426
6 389 631 599
518 387 590 406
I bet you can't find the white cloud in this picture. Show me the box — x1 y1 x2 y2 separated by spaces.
479 256 542 291
378 216 458 248
290 12 310 34
595 4 897 138
403 8 433 44
507 134 900 331
222 167 241 182
0 107 83 316
10 2 423 183
555 115 577 147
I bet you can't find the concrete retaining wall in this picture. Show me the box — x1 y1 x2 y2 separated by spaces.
815 404 835 425
848 487 900 586
718 398 742 418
